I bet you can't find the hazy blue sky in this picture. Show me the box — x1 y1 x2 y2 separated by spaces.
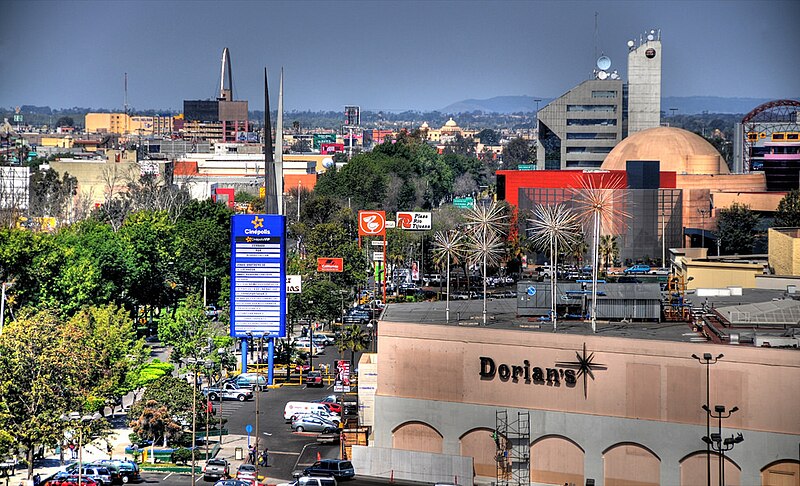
1 0 798 112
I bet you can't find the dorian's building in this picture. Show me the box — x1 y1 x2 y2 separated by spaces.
537 29 662 169
354 301 800 486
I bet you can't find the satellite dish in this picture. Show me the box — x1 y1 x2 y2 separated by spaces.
596 55 612 71
647 33 655 41
610 71 620 80
322 157 334 168
627 40 635 48
597 70 609 80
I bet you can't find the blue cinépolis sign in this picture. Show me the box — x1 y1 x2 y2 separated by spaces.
230 214 286 338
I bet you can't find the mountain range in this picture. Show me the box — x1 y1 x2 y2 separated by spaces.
439 95 797 115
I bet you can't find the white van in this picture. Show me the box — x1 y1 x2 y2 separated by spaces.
283 401 332 422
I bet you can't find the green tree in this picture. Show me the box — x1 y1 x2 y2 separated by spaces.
157 293 223 364
502 137 534 169
717 203 761 255
598 235 619 270
775 189 800 227
131 400 183 448
476 129 501 145
0 309 108 478
335 324 369 363
56 116 74 127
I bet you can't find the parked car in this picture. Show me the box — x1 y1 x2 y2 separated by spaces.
343 311 370 324
55 466 111 486
85 462 121 484
213 481 253 486
303 459 356 480
623 264 651 274
227 373 268 391
305 371 324 387
48 477 100 486
202 382 253 402
291 415 338 433
292 409 341 425
204 458 230 481
96 460 140 484
279 476 338 486
236 464 257 481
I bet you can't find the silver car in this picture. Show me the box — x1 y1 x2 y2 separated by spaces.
291 415 338 433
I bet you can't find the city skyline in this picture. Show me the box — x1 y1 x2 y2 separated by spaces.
1 0 798 112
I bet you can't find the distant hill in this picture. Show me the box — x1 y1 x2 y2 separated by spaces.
441 95 799 115
440 96 553 114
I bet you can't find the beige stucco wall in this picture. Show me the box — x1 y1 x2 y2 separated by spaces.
768 228 800 276
674 258 764 289
377 322 800 436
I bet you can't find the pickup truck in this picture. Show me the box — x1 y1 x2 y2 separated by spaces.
201 382 253 402
203 458 230 481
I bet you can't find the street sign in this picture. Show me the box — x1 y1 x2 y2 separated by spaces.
245 424 253 434
518 164 536 170
230 214 286 338
370 240 384 246
373 252 384 261
286 275 302 294
453 197 475 209
396 211 432 230
358 210 386 236
526 286 537 296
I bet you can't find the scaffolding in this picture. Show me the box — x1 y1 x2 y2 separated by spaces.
495 410 530 486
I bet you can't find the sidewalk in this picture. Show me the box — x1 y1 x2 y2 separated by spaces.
215 433 289 485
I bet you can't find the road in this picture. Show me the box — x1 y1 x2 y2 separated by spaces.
217 348 363 482
148 471 415 486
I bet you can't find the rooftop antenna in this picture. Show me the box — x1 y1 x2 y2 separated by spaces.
124 72 128 134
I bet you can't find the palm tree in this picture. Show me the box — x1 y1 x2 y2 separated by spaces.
335 325 369 364
598 235 619 271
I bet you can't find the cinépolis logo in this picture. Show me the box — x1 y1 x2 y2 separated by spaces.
479 343 606 398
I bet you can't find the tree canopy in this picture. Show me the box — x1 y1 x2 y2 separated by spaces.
717 202 761 255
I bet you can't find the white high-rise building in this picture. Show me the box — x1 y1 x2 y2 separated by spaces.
627 29 662 134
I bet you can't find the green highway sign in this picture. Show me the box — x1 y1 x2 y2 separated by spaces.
453 197 475 209
518 164 536 170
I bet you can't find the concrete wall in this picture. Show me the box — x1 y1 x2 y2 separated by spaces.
768 228 800 276
350 445 474 485
371 321 800 485
627 38 661 134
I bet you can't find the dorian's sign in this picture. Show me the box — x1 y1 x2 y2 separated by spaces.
479 343 606 398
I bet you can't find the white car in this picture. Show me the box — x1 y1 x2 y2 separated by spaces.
277 476 337 486
291 409 341 424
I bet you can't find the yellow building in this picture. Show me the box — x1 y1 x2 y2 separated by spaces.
768 227 800 276
671 248 766 289
85 113 174 136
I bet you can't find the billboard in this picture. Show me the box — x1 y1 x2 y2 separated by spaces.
344 106 360 126
286 275 302 294
334 359 351 393
358 210 386 237
230 214 286 338
396 211 431 230
317 258 344 272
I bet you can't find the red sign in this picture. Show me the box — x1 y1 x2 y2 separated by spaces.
317 258 344 272
358 210 386 236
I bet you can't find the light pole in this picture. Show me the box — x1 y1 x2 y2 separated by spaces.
702 404 742 486
693 353 723 486
61 412 102 486
366 321 374 353
0 280 13 334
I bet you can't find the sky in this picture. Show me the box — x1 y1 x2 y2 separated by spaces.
1 0 798 113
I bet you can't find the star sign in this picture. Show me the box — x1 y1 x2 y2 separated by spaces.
556 343 607 399
251 216 264 229
245 237 253 242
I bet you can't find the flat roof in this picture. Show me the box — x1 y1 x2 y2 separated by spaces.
380 287 797 345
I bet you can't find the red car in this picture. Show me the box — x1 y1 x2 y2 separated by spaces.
323 402 342 414
47 477 99 486
305 371 323 387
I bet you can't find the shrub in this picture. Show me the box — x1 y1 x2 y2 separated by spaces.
171 447 192 465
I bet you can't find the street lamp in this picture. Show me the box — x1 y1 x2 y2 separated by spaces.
698 208 710 250
61 412 102 486
702 404 742 486
366 321 374 353
692 352 723 486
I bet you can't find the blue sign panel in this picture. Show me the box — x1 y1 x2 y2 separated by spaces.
230 214 286 338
